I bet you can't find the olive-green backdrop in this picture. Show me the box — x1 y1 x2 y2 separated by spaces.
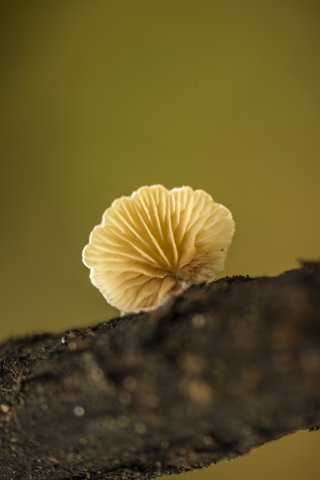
1 1 319 478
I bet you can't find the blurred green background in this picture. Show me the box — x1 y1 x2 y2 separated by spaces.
1 1 319 478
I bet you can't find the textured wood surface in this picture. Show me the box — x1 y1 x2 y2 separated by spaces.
0 262 319 479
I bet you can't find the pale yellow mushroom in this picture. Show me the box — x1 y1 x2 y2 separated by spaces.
82 185 235 314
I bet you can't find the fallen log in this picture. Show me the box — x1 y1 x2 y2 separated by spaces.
0 262 319 479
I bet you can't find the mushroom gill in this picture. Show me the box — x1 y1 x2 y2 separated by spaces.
82 185 235 314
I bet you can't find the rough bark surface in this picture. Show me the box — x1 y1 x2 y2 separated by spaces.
0 262 320 480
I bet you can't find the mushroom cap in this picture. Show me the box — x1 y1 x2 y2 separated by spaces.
82 185 235 313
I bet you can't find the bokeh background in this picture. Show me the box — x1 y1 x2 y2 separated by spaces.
1 1 319 478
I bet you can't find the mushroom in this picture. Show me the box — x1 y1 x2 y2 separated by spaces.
82 185 235 314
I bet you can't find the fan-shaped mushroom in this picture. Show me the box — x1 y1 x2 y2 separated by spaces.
83 185 235 314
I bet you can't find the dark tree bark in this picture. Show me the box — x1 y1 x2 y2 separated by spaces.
0 262 320 480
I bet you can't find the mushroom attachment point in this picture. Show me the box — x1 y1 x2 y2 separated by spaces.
82 185 235 313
